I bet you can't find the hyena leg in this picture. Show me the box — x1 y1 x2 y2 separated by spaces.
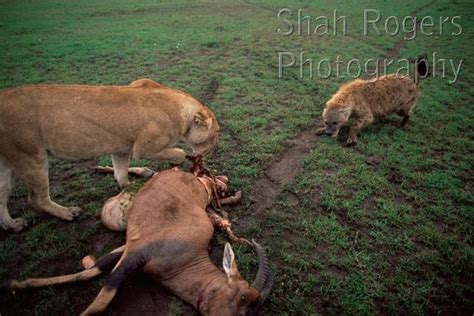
0 158 27 232
347 114 374 146
81 251 145 315
396 109 411 128
111 153 131 189
398 97 419 128
399 115 410 128
11 151 81 221
4 248 124 290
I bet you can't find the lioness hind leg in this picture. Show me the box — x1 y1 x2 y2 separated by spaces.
0 158 27 232
10 151 81 221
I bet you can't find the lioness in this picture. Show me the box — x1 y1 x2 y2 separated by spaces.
0 79 219 232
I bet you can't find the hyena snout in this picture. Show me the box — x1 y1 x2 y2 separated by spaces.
325 125 341 137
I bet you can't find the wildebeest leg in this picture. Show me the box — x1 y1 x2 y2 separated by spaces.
81 250 146 315
0 158 27 232
7 268 103 290
111 153 131 189
94 166 155 178
81 245 125 269
4 249 124 290
81 245 126 269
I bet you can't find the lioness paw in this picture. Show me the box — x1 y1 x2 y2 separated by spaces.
60 207 82 221
170 149 186 164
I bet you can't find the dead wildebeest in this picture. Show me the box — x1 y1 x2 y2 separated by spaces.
2 168 273 315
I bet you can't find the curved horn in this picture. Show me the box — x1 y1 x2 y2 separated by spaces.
251 239 274 304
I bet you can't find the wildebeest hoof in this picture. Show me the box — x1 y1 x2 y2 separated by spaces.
81 255 97 269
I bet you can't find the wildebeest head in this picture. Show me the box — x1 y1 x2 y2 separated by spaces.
202 242 273 316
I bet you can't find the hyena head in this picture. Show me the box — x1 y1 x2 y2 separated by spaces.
321 105 351 138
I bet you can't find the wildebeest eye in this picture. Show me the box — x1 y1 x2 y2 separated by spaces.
332 121 338 125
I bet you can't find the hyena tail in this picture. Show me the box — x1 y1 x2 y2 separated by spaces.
414 54 430 85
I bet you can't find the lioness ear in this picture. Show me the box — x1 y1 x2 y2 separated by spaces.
223 243 241 282
194 112 212 130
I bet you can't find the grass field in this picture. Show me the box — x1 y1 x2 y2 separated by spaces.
0 0 473 315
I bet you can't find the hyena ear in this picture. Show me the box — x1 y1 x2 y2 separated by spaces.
339 109 351 118
322 108 327 116
194 111 212 130
222 243 241 282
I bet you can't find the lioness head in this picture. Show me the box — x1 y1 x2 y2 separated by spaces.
183 105 219 155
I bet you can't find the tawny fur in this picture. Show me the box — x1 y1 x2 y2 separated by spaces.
4 169 273 315
317 74 422 145
0 79 219 231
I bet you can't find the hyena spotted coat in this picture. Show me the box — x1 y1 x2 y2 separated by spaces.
317 57 429 145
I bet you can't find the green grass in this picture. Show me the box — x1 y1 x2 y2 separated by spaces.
0 0 473 315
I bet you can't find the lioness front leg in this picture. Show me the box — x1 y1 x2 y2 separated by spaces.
154 148 186 164
132 126 186 164
111 153 131 189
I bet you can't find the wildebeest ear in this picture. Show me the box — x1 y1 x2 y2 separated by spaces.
223 243 241 281
194 111 212 129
